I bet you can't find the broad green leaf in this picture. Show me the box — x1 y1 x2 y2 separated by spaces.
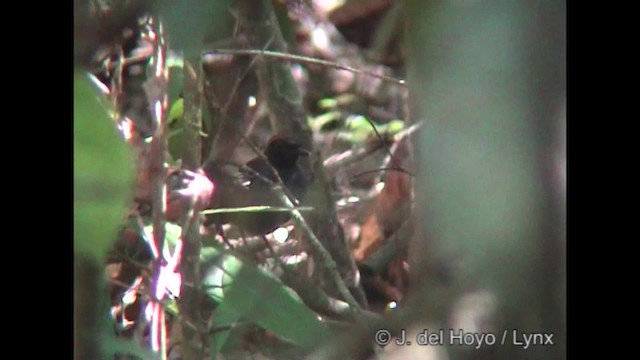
201 248 329 349
74 72 133 261
202 247 239 303
224 264 329 348
208 300 242 360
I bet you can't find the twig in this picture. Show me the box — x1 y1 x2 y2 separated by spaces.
146 18 169 360
276 191 363 311
201 205 314 214
363 117 398 169
201 36 266 163
205 48 407 87
369 122 419 185
180 54 206 360
239 0 369 307
93 47 155 74
211 131 360 309
350 166 415 180
323 121 423 172
279 263 380 324
217 129 362 309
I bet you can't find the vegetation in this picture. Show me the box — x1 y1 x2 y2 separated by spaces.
74 1 566 359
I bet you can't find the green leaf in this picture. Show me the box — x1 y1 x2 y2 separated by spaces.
168 98 184 123
318 94 357 110
168 98 185 160
309 111 342 132
201 247 233 303
345 115 371 131
201 248 329 349
318 98 338 110
74 72 133 261
208 300 242 360
385 120 405 135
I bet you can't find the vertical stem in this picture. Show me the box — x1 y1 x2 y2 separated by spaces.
182 60 203 171
148 19 169 360
236 0 367 308
179 57 204 359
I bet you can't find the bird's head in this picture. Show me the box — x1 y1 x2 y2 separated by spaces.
264 135 310 168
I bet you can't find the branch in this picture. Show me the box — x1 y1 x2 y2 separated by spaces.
178 56 206 359
205 48 406 87
323 121 423 173
236 0 368 308
277 191 362 311
146 19 169 359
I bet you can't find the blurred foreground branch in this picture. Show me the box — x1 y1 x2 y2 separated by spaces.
405 1 566 360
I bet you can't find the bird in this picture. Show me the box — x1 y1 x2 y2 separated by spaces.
202 135 311 236
166 135 311 237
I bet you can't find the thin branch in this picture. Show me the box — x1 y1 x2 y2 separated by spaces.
279 262 381 324
146 18 170 360
216 132 363 310
93 46 155 74
351 166 415 180
200 205 314 215
180 54 206 360
201 36 267 163
236 0 367 308
363 117 398 168
205 48 407 87
324 121 423 172
277 191 363 311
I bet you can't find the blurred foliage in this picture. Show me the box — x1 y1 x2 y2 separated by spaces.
156 0 234 57
74 71 149 359
310 110 404 144
74 0 565 358
74 72 133 261
405 0 565 359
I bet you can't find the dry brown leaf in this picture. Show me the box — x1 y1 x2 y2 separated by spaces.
352 162 411 262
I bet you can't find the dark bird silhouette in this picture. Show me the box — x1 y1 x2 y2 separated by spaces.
204 135 310 236
167 135 311 236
